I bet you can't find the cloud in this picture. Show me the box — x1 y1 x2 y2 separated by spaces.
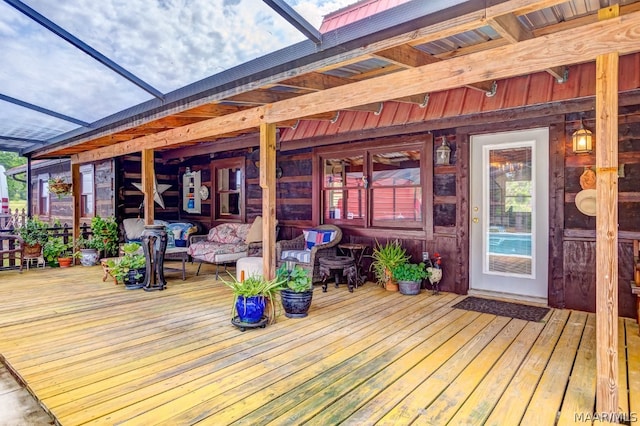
0 0 359 141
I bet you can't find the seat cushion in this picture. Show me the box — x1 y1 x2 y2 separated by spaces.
188 240 248 264
281 250 311 264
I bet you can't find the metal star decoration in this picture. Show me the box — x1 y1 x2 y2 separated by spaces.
132 173 171 209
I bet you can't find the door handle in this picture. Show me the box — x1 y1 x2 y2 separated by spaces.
473 217 479 223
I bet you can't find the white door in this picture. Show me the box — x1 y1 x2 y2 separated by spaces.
470 128 549 301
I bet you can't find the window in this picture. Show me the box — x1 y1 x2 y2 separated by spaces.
37 174 49 216
318 137 429 229
80 165 94 217
212 157 244 221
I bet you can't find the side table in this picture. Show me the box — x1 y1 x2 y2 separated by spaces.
164 247 189 280
319 256 357 293
338 243 368 286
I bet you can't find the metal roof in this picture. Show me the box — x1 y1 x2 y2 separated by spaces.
3 0 638 159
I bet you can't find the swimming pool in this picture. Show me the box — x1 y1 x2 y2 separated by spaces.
488 232 532 256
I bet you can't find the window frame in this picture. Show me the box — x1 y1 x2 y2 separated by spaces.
211 157 245 222
36 174 50 217
80 164 95 218
314 134 433 232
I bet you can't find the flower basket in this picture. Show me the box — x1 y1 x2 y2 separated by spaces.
49 179 72 198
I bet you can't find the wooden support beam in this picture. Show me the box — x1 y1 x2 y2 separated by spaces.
141 149 155 225
489 11 568 82
259 123 277 280
71 162 81 253
595 4 619 415
72 11 640 163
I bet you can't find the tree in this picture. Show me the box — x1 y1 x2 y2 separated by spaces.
0 151 27 200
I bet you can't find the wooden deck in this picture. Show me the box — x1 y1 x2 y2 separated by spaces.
0 263 639 425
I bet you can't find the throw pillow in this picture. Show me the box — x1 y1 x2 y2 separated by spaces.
245 216 263 244
304 229 335 250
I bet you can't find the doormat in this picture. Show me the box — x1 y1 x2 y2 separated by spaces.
452 296 550 322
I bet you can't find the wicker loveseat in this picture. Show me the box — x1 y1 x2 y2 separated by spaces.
275 224 342 283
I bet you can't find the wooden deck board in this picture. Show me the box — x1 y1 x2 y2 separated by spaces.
557 314 596 425
0 266 637 425
447 320 546 425
520 310 588 425
627 319 640 425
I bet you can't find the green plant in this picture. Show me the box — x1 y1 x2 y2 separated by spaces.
74 235 102 251
392 262 431 282
91 216 119 257
17 217 49 246
369 239 410 286
223 273 285 321
107 242 146 283
276 264 312 292
43 237 72 263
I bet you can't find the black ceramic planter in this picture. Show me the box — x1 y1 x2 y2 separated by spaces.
280 289 313 318
124 268 146 290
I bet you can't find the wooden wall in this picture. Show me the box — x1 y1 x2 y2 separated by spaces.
560 115 640 318
110 109 640 318
30 159 114 226
116 154 179 223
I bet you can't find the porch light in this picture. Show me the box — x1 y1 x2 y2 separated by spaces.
436 136 451 165
572 120 593 154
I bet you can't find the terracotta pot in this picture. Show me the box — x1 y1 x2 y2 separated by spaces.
58 257 73 268
385 281 399 292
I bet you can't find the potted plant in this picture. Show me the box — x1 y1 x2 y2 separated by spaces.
369 239 410 291
48 176 72 199
276 262 313 318
90 216 119 258
74 235 101 266
392 262 430 295
223 273 284 328
43 237 73 267
17 217 49 257
107 243 146 289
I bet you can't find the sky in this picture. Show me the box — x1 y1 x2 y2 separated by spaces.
0 0 357 143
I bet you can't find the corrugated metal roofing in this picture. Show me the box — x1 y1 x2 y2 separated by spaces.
281 53 640 142
319 0 413 33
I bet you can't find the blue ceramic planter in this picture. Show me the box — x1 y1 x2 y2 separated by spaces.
235 296 266 323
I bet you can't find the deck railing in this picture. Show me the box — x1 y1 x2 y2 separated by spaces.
1 216 93 270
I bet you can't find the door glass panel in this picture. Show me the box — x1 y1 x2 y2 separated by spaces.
486 145 533 277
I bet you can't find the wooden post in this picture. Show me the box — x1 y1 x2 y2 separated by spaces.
141 149 155 225
26 156 32 218
595 4 619 415
259 123 277 279
71 162 81 250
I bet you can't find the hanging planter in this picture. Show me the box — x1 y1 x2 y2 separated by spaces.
48 177 72 198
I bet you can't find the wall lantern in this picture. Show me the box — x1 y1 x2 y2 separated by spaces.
436 136 451 165
572 120 593 154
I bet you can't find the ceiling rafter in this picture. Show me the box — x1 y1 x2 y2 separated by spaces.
488 11 567 81
373 44 496 94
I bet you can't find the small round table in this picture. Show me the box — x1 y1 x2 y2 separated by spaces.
319 256 357 293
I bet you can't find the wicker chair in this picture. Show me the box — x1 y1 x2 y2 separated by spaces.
276 224 342 283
